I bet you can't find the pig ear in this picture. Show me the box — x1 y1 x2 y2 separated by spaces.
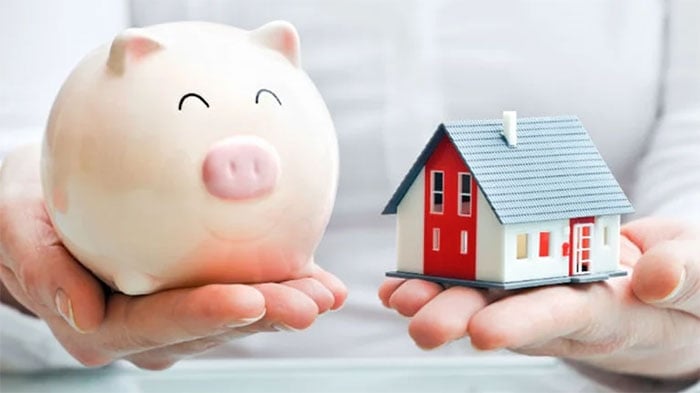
107 28 163 75
249 21 301 68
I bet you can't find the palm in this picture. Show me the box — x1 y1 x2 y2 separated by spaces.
1 145 347 369
379 218 700 379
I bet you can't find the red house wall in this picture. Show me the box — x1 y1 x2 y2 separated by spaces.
423 136 477 280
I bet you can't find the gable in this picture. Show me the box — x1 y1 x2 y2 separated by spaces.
383 116 634 224
382 125 447 215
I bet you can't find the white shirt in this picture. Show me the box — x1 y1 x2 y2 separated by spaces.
1 0 699 374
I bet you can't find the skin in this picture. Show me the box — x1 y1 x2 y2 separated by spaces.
0 144 347 370
379 218 700 380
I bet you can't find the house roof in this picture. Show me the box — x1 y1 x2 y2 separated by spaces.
382 115 634 224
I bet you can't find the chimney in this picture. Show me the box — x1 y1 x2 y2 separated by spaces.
502 111 517 147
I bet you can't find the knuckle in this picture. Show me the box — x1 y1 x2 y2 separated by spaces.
118 320 163 350
67 347 112 368
0 205 11 255
17 261 45 303
122 328 162 350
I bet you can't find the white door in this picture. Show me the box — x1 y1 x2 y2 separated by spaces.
572 223 593 274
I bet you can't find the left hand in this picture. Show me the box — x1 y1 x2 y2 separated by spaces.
379 217 700 379
0 144 348 370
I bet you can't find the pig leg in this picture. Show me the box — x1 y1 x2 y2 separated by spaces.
114 270 162 295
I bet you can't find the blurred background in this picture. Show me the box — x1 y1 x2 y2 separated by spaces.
2 0 698 367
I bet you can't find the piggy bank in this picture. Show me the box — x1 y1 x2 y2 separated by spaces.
41 21 338 295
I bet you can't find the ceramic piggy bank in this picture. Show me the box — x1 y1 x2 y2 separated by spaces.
41 21 338 295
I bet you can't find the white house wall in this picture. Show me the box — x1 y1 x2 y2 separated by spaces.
395 169 425 274
591 215 621 273
503 219 570 282
474 189 505 282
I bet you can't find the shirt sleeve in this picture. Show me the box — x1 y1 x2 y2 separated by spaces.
632 0 700 224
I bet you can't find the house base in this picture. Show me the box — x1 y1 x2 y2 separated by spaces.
385 270 628 290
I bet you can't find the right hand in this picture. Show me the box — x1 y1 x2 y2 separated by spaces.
0 144 347 370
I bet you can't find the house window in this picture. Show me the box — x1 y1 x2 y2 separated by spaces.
516 233 528 260
460 230 468 254
539 232 550 257
603 226 609 246
458 173 472 216
430 171 444 214
562 242 570 257
432 228 440 251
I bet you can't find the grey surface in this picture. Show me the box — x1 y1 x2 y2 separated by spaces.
383 116 634 224
0 357 599 393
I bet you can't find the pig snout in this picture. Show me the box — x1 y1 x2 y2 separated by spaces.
202 136 280 200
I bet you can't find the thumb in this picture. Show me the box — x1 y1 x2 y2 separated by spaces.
631 239 700 317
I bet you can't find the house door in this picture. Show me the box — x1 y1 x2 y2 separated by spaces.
423 137 477 280
569 217 594 275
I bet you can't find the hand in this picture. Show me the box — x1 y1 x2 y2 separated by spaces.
0 144 347 370
379 217 700 379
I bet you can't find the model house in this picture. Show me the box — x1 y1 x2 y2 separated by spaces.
382 112 634 289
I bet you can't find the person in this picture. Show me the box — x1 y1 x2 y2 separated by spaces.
1 0 699 388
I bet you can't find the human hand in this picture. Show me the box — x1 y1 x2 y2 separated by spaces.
379 217 700 379
0 144 347 370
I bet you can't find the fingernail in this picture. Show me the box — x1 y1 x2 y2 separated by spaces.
271 323 298 332
226 310 266 328
657 269 686 303
54 289 84 333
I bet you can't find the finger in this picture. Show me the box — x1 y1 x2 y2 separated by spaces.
282 277 335 314
409 286 488 349
378 278 406 308
127 283 328 370
468 285 595 351
511 337 627 358
621 218 696 252
619 235 643 268
0 200 105 333
80 284 265 360
125 330 251 370
245 283 320 331
387 279 444 317
0 264 40 316
308 264 348 310
632 239 700 317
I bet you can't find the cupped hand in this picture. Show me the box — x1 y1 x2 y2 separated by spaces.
379 217 700 379
0 144 347 370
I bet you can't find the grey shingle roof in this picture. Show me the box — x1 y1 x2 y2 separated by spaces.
382 115 634 224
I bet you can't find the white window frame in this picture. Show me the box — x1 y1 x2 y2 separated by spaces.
457 172 472 217
430 170 444 214
460 230 468 255
432 228 440 251
573 224 593 274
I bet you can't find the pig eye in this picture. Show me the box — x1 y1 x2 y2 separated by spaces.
178 93 210 111
255 89 282 106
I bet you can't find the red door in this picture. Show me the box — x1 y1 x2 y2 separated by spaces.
423 137 477 280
